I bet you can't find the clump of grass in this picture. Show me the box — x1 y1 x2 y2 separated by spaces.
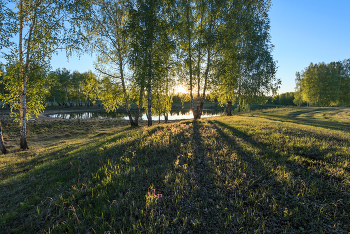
0 107 349 233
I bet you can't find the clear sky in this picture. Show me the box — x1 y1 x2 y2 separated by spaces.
50 1 350 94
269 0 350 93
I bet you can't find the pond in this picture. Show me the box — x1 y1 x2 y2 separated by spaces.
47 109 225 121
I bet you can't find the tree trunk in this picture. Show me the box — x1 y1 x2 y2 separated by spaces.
237 94 241 113
0 122 7 154
164 92 169 124
227 98 232 116
198 48 211 119
194 53 201 120
19 0 32 150
186 5 195 119
20 95 29 150
147 89 152 126
194 9 205 120
158 92 161 124
164 113 168 123
65 90 73 106
134 84 144 127
147 49 153 127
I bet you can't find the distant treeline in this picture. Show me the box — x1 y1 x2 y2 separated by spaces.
1 67 216 108
294 59 350 107
1 66 302 109
266 92 296 106
0 68 102 107
0 66 296 109
174 92 297 107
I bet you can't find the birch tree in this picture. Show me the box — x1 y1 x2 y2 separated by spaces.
218 0 278 114
83 0 144 126
0 0 14 154
1 0 88 150
128 0 176 126
0 69 6 154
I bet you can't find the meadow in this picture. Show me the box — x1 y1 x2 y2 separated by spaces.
0 107 349 233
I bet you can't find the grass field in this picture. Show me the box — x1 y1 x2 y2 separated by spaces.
0 107 349 233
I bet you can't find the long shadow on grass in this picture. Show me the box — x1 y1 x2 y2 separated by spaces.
259 109 350 133
165 120 291 233
287 108 347 120
0 124 185 233
210 120 350 232
206 120 296 232
189 120 223 232
0 126 135 181
212 119 349 190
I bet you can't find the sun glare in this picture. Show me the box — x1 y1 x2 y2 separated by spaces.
175 85 187 94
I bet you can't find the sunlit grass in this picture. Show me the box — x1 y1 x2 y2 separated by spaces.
1 107 349 233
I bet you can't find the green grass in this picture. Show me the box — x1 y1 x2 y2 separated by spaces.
1 107 350 233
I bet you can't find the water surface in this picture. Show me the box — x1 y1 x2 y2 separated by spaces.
47 109 224 121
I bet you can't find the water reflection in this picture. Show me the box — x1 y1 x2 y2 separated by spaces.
47 109 224 120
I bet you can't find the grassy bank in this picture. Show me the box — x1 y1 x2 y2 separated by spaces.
1 107 349 233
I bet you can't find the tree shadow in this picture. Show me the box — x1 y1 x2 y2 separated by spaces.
257 108 350 133
0 126 136 180
1 118 349 233
209 120 349 232
206 120 299 232
0 124 187 233
184 120 224 233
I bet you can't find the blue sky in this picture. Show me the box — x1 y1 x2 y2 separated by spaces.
44 1 350 94
269 0 350 93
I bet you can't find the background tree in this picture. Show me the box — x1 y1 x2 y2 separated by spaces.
71 71 85 106
340 59 350 105
0 69 6 154
83 71 100 106
55 68 73 106
295 60 350 107
0 65 6 105
47 70 67 106
293 71 303 107
83 0 143 126
98 75 124 112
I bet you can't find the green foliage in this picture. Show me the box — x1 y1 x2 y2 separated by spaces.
267 92 296 106
144 91 174 117
0 65 5 104
98 76 124 112
296 59 350 107
0 63 47 121
76 0 279 121
0 0 16 51
83 71 100 104
213 0 279 110
2 0 280 125
45 69 106 106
